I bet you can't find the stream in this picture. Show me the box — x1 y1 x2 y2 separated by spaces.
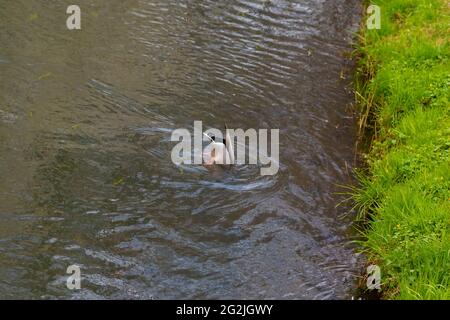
0 0 362 299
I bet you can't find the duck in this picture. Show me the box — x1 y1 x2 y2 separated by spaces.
202 124 235 166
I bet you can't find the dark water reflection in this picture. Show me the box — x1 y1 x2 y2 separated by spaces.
0 0 362 299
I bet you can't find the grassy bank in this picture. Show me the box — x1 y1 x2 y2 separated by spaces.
353 0 450 299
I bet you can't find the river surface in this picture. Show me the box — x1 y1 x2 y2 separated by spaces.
0 0 362 299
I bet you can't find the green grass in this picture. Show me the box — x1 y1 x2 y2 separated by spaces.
354 0 450 299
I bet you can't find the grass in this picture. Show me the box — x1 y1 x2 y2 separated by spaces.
353 0 450 299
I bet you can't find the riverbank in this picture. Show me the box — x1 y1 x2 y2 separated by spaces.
354 0 449 299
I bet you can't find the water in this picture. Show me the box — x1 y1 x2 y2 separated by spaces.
0 0 362 299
